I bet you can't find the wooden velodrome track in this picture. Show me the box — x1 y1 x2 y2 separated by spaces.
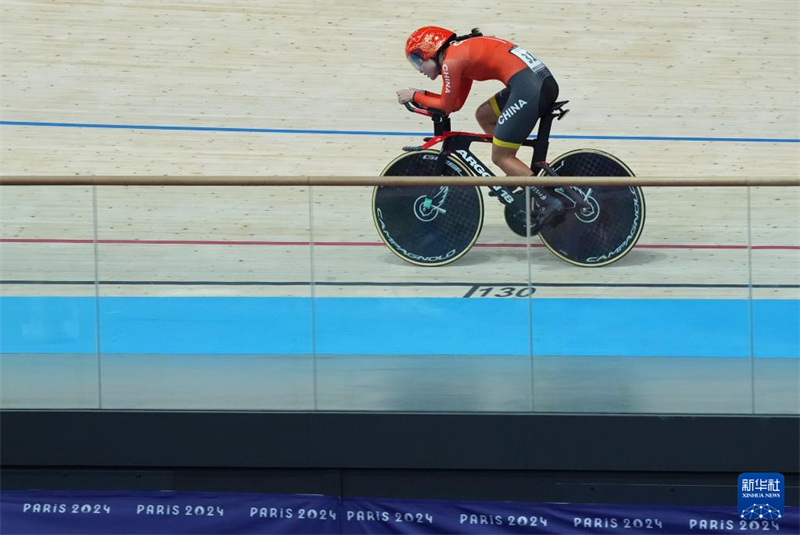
0 0 798 412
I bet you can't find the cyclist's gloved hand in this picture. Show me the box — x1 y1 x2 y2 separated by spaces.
396 88 417 104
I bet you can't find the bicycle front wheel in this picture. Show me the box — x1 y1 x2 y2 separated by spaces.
373 150 483 267
537 149 646 267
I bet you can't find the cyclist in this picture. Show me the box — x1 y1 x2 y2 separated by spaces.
397 27 564 231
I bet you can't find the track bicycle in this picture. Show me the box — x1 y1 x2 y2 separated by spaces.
372 100 645 267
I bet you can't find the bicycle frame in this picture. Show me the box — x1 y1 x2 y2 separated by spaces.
403 101 570 206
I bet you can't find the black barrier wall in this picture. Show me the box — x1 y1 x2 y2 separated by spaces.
1 412 798 506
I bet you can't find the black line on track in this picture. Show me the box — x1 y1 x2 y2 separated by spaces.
462 285 480 298
1 280 799 289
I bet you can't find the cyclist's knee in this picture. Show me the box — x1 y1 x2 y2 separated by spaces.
491 146 516 167
476 102 496 128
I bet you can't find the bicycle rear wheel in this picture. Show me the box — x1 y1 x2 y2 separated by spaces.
374 150 483 267
537 149 646 267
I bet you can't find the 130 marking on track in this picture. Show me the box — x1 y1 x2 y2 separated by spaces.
464 285 536 298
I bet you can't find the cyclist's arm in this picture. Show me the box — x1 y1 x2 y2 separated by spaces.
412 60 473 114
416 90 439 98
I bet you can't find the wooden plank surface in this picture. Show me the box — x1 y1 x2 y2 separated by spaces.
1 0 798 298
0 0 798 414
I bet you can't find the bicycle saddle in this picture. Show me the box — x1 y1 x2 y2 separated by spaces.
549 100 570 120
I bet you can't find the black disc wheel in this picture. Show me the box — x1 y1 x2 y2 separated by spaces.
373 150 483 266
537 149 646 267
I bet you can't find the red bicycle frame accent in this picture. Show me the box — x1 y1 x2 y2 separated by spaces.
419 131 493 150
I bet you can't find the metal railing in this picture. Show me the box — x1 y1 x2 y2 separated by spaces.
1 176 799 186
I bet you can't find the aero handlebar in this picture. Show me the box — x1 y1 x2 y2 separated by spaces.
404 102 447 119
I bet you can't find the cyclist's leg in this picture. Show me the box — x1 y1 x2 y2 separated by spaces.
475 89 508 136
491 145 535 176
491 71 558 175
492 71 564 230
491 72 540 175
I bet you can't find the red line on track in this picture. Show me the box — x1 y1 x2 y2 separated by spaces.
1 238 798 250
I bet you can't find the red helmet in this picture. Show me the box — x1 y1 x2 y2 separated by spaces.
405 26 455 70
